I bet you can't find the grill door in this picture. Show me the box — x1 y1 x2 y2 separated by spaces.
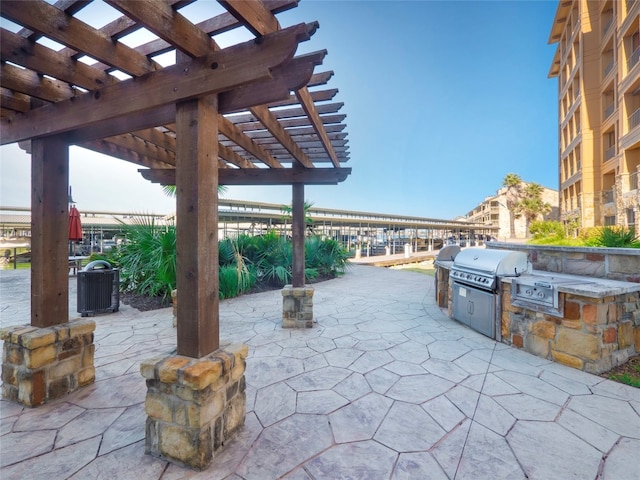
452 282 495 338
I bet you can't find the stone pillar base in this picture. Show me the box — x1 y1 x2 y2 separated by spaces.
282 285 314 328
140 343 248 470
1 319 96 407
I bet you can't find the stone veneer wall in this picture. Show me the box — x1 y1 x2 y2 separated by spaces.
487 242 640 283
282 285 314 328
500 282 640 374
141 343 248 470
435 266 450 309
1 319 96 406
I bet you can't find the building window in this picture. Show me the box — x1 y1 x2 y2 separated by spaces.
627 208 636 226
604 215 617 225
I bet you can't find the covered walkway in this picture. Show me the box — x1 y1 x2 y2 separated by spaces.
1 266 638 479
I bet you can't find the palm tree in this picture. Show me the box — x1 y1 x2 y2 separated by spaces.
281 201 315 235
513 183 552 237
502 173 523 239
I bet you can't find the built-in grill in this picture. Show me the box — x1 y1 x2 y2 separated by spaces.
451 248 530 338
511 275 594 317
451 248 530 291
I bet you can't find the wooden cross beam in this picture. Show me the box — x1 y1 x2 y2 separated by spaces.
139 167 352 185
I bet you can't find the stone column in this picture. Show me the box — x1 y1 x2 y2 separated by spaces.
141 343 248 470
282 285 314 328
1 319 96 407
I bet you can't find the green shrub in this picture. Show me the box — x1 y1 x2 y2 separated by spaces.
116 216 177 300
114 224 352 299
529 221 565 241
584 226 640 248
219 263 257 299
305 236 350 278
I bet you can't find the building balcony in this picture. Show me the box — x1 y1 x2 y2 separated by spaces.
604 102 615 119
603 189 615 204
627 0 637 13
629 107 640 129
604 145 616 161
604 59 615 77
627 46 640 72
602 16 614 37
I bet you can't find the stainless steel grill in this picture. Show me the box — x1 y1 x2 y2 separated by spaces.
451 248 530 291
451 248 530 339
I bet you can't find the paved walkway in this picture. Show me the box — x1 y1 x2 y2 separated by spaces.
1 266 639 479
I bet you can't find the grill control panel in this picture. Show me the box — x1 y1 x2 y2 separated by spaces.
511 278 564 317
450 268 495 290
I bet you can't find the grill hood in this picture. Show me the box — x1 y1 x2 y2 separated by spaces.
452 248 530 277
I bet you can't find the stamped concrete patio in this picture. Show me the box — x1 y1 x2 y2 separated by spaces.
1 265 639 479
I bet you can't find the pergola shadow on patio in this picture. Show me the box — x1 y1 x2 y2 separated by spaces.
1 265 639 479
1 0 350 467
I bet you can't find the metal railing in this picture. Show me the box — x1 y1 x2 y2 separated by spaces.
627 0 637 13
627 46 640 71
604 58 615 77
605 145 616 161
603 16 614 36
604 102 615 118
629 107 640 129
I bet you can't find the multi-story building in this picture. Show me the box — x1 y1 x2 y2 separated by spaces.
548 0 640 232
465 183 559 241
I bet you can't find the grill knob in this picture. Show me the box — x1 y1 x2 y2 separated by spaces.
525 289 533 296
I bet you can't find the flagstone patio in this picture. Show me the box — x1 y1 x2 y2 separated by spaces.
1 265 638 479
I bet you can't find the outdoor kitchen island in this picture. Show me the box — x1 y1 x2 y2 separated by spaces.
499 271 640 374
435 247 640 374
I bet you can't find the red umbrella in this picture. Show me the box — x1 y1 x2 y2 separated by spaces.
69 205 83 242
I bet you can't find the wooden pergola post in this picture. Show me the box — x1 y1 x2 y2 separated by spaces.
31 137 70 328
282 178 314 328
0 136 97 406
175 94 220 358
292 182 305 288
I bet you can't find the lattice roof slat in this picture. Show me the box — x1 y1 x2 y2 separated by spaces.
0 0 350 187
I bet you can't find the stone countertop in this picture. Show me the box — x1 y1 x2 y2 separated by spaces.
434 260 454 269
500 271 640 298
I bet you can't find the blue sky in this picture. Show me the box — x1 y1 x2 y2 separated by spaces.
0 0 560 219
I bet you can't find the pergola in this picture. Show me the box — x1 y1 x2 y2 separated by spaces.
0 0 350 358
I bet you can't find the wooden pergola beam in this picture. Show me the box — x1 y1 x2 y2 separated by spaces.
139 167 352 185
223 0 340 167
1 28 117 92
219 0 281 37
250 104 314 168
81 139 175 170
218 116 283 168
296 87 340 168
106 0 217 58
1 23 314 145
1 0 158 77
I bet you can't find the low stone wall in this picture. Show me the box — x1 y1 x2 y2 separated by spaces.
501 282 640 374
487 242 640 283
1 319 96 407
141 343 248 470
